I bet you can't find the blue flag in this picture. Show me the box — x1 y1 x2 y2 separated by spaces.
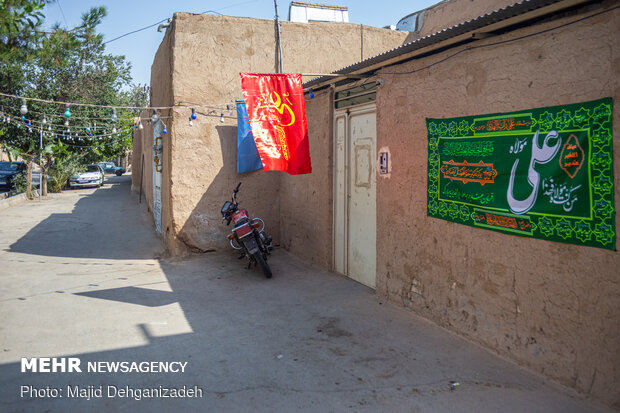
236 99 263 173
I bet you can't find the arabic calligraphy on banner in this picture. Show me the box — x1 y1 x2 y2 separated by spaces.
426 98 615 250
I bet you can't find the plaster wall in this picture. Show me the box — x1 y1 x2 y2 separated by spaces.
373 5 619 407
280 88 334 268
166 14 407 254
130 110 153 207
132 26 175 245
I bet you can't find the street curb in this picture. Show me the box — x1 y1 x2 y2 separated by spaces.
0 190 39 213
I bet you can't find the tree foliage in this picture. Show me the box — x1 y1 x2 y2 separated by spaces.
0 3 141 194
0 0 46 89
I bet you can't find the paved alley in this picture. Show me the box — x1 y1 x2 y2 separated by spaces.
0 175 611 412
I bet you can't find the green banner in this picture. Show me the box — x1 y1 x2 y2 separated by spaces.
426 98 615 250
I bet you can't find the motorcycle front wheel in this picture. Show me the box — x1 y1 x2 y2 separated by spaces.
253 252 272 278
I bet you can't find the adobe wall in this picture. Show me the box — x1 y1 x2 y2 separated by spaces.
130 110 152 206
280 87 334 268
132 25 175 243
374 5 619 407
167 13 407 254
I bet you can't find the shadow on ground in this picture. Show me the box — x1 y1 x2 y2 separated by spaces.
9 175 161 260
0 175 610 413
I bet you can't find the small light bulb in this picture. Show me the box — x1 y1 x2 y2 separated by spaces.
309 90 315 99
220 114 224 123
64 104 71 118
112 126 117 134
162 126 167 134
64 119 69 127
111 108 118 122
20 99 28 115
42 117 47 125
189 117 193 127
152 109 158 122
138 121 144 130
191 108 197 120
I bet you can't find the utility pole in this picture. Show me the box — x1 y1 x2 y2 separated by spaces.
39 122 42 201
274 0 283 73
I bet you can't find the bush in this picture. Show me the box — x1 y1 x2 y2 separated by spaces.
48 155 85 192
11 170 28 195
8 170 39 199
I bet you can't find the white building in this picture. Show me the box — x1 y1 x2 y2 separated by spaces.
288 1 349 23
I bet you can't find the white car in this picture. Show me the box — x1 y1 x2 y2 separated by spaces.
68 164 104 188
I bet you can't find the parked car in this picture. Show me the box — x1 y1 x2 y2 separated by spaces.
68 164 104 188
0 161 26 189
98 162 125 176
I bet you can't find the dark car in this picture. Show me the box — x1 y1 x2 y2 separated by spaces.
98 162 125 176
0 161 26 189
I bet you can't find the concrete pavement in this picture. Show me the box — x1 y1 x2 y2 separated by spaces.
0 175 612 412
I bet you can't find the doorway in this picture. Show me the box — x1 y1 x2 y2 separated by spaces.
334 102 377 288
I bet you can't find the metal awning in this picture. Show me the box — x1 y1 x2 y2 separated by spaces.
303 0 593 89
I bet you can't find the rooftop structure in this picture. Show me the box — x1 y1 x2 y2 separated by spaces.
288 1 349 23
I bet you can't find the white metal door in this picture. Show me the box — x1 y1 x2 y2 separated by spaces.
334 112 348 274
334 104 376 288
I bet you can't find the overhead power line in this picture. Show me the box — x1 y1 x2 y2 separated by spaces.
102 0 259 45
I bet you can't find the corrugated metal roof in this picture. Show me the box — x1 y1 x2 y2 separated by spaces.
303 0 569 88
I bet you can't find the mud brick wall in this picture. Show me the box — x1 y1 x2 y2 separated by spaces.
374 5 620 407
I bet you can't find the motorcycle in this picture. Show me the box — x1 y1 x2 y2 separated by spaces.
220 182 273 278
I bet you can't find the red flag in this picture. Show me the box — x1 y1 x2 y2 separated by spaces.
240 73 312 175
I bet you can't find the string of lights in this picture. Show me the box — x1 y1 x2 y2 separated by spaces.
0 104 174 123
0 91 238 112
0 92 240 132
0 92 241 144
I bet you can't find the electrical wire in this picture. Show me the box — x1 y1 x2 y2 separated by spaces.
0 91 169 110
0 92 240 115
101 0 259 45
56 0 69 28
103 18 170 45
202 0 259 14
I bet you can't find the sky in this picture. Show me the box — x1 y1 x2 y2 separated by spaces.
42 0 439 87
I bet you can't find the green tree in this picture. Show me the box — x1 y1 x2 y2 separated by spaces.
0 0 46 88
1 0 47 196
1 5 135 195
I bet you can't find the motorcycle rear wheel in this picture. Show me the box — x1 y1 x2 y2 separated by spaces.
254 252 272 278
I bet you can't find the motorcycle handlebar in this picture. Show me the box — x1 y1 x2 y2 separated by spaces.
232 182 242 203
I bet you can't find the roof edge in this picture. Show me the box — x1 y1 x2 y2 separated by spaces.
303 0 595 90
